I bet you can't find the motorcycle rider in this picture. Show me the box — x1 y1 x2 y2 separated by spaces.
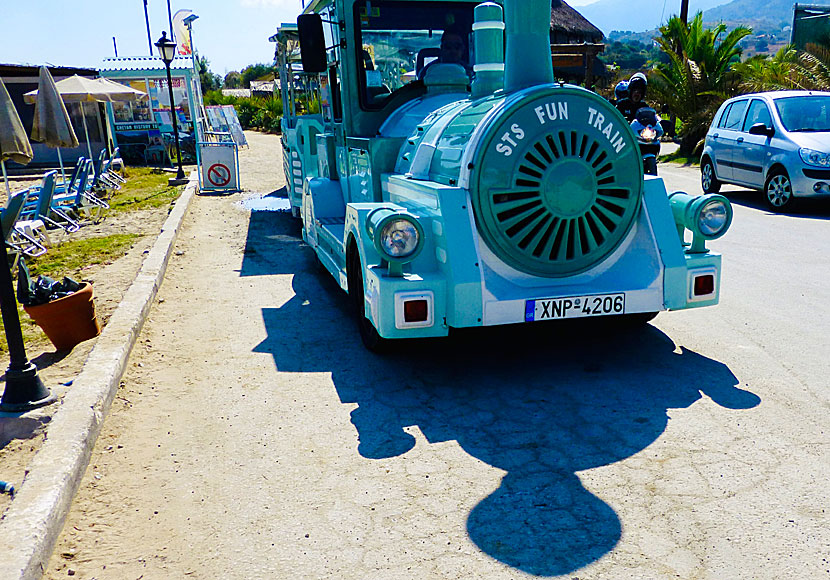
616 73 663 174
611 79 629 107
615 72 651 122
631 106 664 175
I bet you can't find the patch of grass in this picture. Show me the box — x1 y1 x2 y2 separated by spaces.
0 234 141 353
26 234 141 279
660 150 701 166
109 167 182 212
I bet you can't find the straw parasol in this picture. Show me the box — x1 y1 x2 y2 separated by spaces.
25 75 146 160
0 79 34 195
29 67 79 182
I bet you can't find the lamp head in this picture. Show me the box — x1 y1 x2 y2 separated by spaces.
183 14 199 25
155 31 177 64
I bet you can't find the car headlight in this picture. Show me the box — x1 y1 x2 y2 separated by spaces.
366 207 424 263
799 147 830 167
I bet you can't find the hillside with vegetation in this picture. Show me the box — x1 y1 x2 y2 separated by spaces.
703 0 794 29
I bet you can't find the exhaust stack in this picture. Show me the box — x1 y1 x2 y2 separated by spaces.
471 2 505 98
503 0 554 92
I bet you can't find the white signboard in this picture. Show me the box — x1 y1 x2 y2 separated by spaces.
200 142 239 192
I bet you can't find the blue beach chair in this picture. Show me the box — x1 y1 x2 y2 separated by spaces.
15 172 80 246
3 190 46 263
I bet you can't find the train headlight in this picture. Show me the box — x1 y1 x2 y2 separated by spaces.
668 192 733 253
366 208 424 264
697 198 730 237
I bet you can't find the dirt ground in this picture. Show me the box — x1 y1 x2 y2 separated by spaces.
6 131 825 580
0 135 271 522
37 130 285 579
0 207 177 518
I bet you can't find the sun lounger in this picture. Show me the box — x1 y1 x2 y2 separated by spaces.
3 190 47 262
15 171 80 245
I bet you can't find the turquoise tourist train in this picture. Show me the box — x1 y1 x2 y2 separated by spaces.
275 0 733 350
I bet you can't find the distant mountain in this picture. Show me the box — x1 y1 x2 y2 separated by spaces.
579 0 730 37
703 0 794 28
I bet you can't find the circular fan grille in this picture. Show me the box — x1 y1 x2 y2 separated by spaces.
475 125 641 277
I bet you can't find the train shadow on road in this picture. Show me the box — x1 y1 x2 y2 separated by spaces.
243 208 761 576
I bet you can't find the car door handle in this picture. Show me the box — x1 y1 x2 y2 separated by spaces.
737 137 744 143
711 133 719 139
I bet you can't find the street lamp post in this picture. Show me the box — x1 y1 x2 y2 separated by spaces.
155 31 188 186
0 230 55 412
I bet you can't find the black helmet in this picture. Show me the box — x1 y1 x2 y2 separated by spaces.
628 72 647 97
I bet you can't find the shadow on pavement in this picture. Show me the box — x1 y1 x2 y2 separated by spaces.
719 186 830 219
243 208 761 576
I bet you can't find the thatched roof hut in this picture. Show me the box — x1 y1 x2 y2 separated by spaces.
550 0 604 44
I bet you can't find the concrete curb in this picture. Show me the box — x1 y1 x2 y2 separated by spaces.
0 176 199 580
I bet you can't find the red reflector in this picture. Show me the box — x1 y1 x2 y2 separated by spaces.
403 299 429 323
694 274 715 296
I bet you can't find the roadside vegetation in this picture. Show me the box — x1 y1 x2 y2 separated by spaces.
646 13 830 159
0 169 180 353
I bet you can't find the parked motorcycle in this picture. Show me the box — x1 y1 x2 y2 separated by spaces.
631 107 663 176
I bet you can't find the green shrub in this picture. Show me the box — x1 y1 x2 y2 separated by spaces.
202 92 283 131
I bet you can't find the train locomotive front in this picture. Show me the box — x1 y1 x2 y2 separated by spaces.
285 0 732 349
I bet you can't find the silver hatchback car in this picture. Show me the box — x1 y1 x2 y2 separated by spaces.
701 90 830 211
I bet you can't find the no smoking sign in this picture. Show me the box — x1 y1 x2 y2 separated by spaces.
207 163 231 187
200 143 238 192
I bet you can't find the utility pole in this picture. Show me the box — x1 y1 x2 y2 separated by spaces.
167 0 174 39
680 0 689 24
144 0 153 56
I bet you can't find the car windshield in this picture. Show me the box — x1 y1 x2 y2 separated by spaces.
355 0 477 109
775 96 830 132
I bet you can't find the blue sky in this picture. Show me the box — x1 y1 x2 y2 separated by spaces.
2 0 601 76
1 0 306 76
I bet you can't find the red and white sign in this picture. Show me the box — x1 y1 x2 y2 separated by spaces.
200 142 238 192
207 163 231 187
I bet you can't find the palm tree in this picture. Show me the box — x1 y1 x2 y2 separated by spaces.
735 46 799 93
792 43 830 90
650 13 751 155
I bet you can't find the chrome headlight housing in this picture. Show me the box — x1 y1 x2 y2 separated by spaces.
366 208 424 263
799 147 830 168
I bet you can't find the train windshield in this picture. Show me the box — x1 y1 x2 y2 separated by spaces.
355 0 478 109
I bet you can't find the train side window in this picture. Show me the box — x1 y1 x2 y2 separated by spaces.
329 64 342 122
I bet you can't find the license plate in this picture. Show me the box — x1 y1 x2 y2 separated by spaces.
525 293 625 322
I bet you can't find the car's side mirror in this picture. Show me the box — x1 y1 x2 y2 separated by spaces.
297 14 327 73
748 123 774 138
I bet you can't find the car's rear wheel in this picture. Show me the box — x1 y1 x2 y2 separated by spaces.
765 169 794 211
701 158 721 193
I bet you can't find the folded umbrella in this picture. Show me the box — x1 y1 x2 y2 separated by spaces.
0 79 33 195
29 67 79 183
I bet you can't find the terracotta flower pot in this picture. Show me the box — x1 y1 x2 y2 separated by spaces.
24 282 101 351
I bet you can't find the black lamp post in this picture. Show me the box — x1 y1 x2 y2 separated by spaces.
0 231 55 412
155 31 188 186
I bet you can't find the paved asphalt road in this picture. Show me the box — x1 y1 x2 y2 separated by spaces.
45 144 829 579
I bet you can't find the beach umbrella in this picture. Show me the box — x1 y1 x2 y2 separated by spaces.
25 75 146 161
28 67 78 182
0 79 33 195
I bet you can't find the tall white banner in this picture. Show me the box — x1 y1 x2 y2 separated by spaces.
172 10 194 56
